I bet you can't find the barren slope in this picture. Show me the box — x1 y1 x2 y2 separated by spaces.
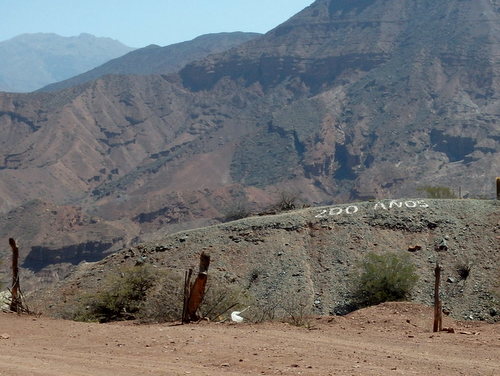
40 199 500 323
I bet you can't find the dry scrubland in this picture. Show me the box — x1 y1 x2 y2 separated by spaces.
33 199 499 324
1 200 498 375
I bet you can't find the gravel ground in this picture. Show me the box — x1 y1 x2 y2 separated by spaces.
1 302 499 376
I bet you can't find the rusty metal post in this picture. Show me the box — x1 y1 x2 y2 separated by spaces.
433 263 443 332
9 238 20 313
186 252 210 322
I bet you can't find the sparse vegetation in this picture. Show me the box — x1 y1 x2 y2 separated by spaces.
74 264 156 322
242 287 313 327
72 265 250 324
199 278 251 321
222 200 252 222
261 191 310 215
417 186 457 199
138 270 184 323
281 293 313 328
275 191 301 212
352 252 418 308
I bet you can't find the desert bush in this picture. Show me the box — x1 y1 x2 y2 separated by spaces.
222 200 252 222
281 293 313 327
417 186 457 199
261 191 310 215
248 299 280 323
199 278 251 321
243 287 313 327
352 252 418 308
275 191 300 211
138 270 184 323
74 264 156 322
139 271 251 323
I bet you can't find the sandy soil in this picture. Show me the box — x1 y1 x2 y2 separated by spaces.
0 302 498 376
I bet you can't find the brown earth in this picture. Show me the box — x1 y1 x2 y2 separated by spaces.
0 302 498 376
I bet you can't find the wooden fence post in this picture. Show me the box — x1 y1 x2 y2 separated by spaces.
496 177 500 200
433 263 443 332
182 268 193 324
184 252 210 322
9 238 21 313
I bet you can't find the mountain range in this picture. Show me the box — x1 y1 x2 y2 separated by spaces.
0 0 498 275
0 33 134 92
39 32 261 92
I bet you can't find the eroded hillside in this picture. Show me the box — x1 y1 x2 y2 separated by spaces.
40 199 500 322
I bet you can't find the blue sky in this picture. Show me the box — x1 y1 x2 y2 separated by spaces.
1 0 314 47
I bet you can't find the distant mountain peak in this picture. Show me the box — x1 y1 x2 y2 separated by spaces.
38 32 261 92
0 33 134 92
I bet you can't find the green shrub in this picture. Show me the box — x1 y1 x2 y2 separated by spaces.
417 186 457 199
75 264 156 322
352 252 418 308
138 270 184 323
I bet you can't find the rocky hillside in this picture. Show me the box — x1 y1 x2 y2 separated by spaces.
39 32 261 92
39 199 500 322
0 200 140 290
0 33 133 92
0 0 499 277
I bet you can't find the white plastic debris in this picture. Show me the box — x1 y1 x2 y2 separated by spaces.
230 307 249 323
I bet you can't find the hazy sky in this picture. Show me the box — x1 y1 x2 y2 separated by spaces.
1 0 314 47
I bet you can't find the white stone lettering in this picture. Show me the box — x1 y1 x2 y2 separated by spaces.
418 200 429 208
405 201 417 208
329 207 343 216
345 205 359 214
374 202 387 210
315 209 328 218
315 200 430 218
389 200 403 208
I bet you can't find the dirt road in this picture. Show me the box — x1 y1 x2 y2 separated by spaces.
0 303 498 376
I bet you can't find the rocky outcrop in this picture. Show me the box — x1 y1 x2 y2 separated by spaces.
0 200 139 276
22 241 115 272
